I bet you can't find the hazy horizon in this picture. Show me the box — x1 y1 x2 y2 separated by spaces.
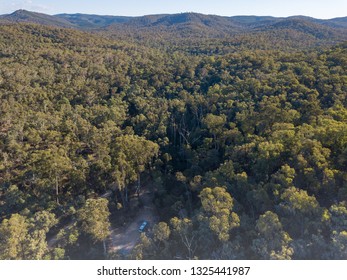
2 8 347 21
1 0 346 19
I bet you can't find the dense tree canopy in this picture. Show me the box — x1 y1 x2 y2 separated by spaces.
0 23 346 259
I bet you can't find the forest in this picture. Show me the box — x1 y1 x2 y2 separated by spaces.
0 15 347 260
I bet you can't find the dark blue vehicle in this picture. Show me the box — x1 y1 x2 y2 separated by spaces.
139 221 148 232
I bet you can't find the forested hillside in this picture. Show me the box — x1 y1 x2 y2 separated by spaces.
0 22 346 260
1 10 347 50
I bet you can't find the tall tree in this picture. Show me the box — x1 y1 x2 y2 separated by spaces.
252 211 293 260
30 146 73 205
111 135 159 204
0 214 28 259
199 187 240 242
77 198 111 255
0 211 57 260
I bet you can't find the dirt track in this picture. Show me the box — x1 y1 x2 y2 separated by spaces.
47 187 158 257
107 188 158 256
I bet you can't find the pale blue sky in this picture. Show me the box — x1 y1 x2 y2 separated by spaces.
1 0 346 19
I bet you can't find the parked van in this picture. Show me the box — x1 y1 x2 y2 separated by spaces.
138 221 148 232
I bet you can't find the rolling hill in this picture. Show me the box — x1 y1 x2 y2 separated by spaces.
56 13 132 29
0 10 346 32
0 10 346 49
0 9 74 28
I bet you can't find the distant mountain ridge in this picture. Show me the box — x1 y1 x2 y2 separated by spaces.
0 9 74 28
1 10 346 29
1 9 346 43
56 13 132 28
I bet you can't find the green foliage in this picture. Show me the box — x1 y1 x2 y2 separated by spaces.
0 214 28 259
0 22 346 259
153 222 171 242
170 217 196 259
0 211 57 260
199 187 240 241
252 211 293 260
77 198 110 243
